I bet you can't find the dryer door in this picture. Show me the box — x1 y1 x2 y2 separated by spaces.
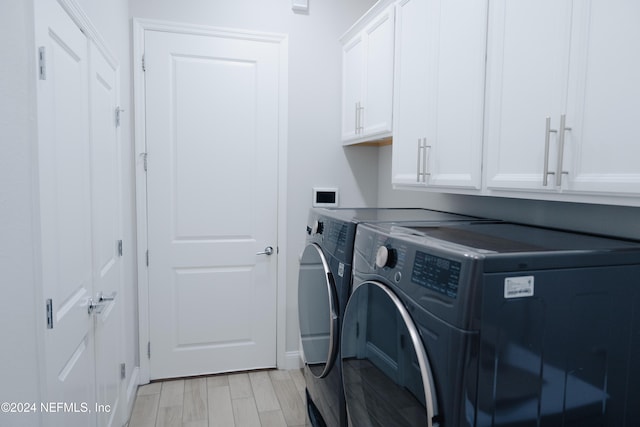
298 243 339 378
341 281 440 427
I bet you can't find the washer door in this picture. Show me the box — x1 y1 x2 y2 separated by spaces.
298 243 339 378
341 281 439 427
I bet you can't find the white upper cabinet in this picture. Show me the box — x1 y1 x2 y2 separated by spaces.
563 1 640 195
341 2 395 145
484 0 572 192
392 0 487 190
485 0 640 198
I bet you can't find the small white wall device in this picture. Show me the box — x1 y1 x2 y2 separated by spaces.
292 0 309 13
312 187 339 207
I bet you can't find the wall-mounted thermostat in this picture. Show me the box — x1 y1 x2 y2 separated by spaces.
312 187 339 207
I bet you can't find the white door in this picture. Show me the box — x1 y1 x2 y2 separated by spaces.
144 29 280 379
563 0 640 195
392 0 430 186
484 0 573 191
424 0 486 189
35 1 95 426
361 7 394 138
342 34 365 141
89 41 124 427
392 0 485 189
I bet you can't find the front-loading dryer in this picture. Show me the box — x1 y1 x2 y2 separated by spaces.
342 221 640 427
298 208 488 427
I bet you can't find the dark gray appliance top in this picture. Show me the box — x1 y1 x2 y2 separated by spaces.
316 207 486 223
386 222 640 272
395 222 640 253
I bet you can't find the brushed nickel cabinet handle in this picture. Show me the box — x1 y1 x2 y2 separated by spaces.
543 116 557 186
556 114 571 186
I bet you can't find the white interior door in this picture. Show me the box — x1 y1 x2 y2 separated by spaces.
89 41 123 427
144 29 280 379
35 1 95 425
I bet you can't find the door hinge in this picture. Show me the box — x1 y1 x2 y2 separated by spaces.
120 363 126 380
147 341 151 359
141 152 148 172
46 299 53 329
146 250 149 266
142 54 146 72
38 47 46 80
115 107 124 128
117 240 123 257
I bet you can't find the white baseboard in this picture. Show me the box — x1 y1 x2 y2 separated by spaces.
283 350 303 370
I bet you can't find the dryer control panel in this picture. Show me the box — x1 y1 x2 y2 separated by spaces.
411 251 461 299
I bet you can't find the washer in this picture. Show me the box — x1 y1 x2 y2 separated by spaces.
298 208 487 427
342 222 640 427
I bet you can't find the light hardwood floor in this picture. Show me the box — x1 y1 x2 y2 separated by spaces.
128 369 311 427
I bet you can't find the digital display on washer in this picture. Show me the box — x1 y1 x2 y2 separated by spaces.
411 251 461 298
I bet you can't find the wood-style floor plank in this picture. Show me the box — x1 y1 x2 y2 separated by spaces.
183 378 208 423
158 380 184 408
232 397 261 427
268 371 307 427
249 371 281 412
228 373 254 400
155 405 182 427
129 393 160 427
207 385 234 427
258 409 288 427
128 370 311 427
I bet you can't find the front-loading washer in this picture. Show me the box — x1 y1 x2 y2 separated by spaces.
342 221 640 426
297 208 489 427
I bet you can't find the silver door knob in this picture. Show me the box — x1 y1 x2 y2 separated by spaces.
88 298 106 315
88 292 117 315
256 246 274 256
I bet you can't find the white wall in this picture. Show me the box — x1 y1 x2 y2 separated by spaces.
129 0 378 363
377 146 640 240
0 1 42 426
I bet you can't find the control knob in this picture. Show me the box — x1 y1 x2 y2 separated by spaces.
375 245 397 269
311 220 324 235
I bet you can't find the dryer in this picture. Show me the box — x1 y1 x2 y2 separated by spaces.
342 222 640 426
298 208 486 427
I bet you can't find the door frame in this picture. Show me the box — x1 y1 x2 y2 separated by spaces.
132 18 289 384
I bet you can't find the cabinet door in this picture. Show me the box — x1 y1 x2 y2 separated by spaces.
392 0 486 190
425 0 486 189
392 0 430 186
341 34 364 141
361 7 394 139
484 0 573 191
563 1 640 195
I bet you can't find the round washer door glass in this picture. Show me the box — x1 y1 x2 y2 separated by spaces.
298 243 339 378
341 281 439 427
